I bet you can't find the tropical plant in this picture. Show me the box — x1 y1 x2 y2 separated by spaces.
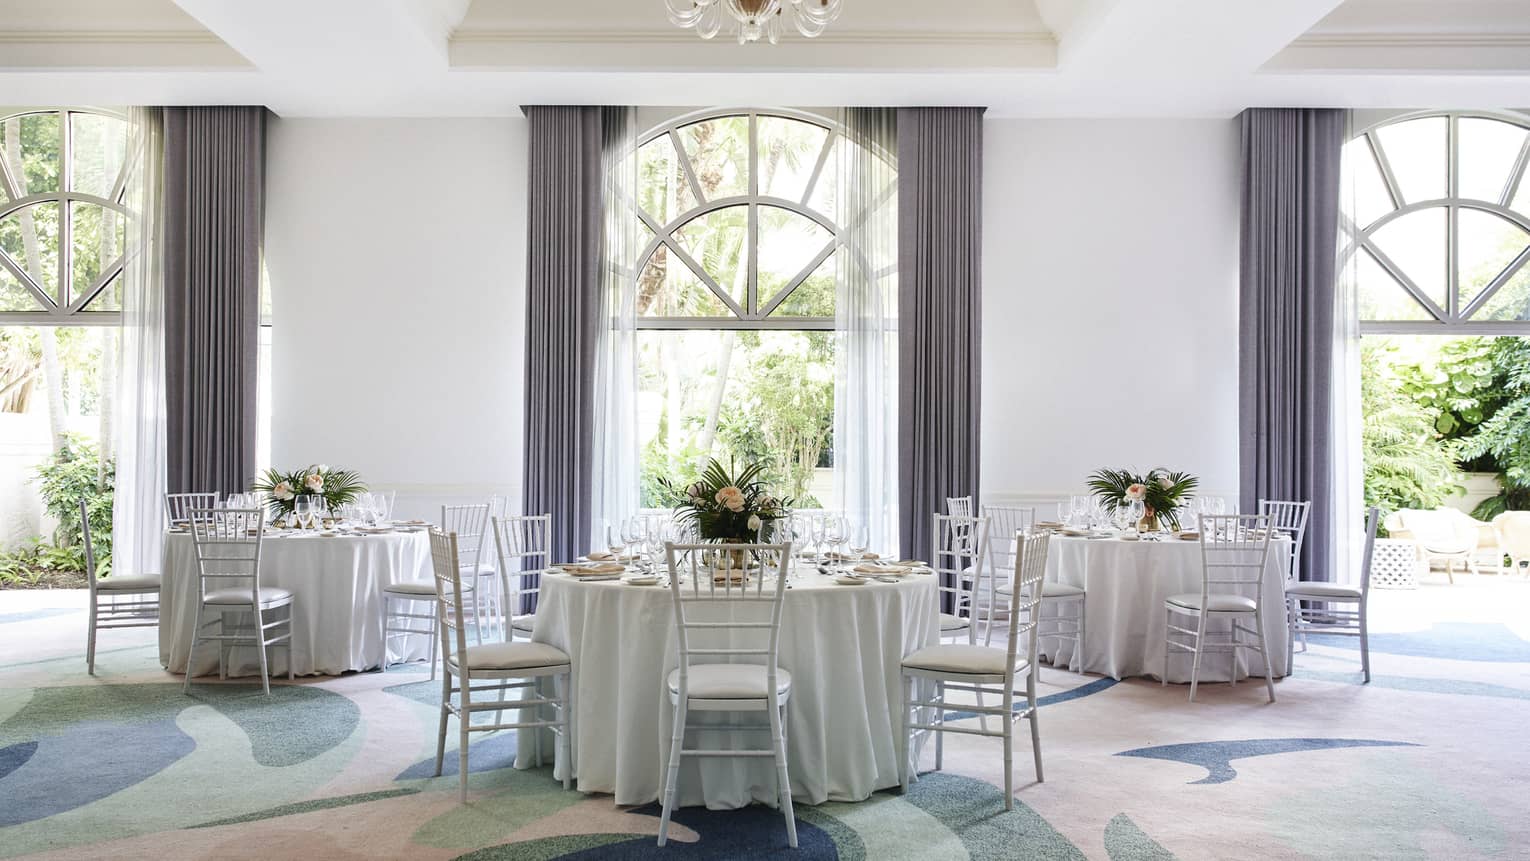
1361 341 1464 516
1452 337 1530 518
1086 467 1199 530
1393 336 1503 470
251 465 366 516
657 458 790 542
29 434 113 575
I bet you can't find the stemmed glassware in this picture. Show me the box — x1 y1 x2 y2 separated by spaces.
849 524 870 559
1123 499 1146 534
622 516 645 564
293 496 313 530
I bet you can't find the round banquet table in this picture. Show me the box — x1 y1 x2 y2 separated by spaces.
1042 534 1291 683
515 569 940 808
159 529 434 677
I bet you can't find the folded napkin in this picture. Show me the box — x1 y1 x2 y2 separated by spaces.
854 563 907 576
587 550 615 561
894 559 928 568
566 562 626 575
1177 532 1200 541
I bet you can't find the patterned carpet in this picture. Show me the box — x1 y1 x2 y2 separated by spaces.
2 579 1527 860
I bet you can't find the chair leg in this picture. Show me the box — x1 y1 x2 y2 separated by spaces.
898 674 911 794
434 667 450 777
657 698 687 847
1286 597 1297 670
467 575 483 646
428 603 439 682
1254 610 1275 703
1001 688 1014 812
1027 669 1044 783
1359 598 1371 684
254 606 272 696
182 610 201 694
771 700 797 848
86 595 98 675
1188 613 1208 702
1162 608 1171 686
567 668 578 781
286 609 295 681
1075 598 1087 675
934 681 944 771
458 676 472 802
556 673 570 791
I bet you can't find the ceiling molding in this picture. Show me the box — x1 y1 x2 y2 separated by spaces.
0 30 249 68
1290 32 1530 49
450 29 1057 71
0 30 225 45
1267 31 1530 74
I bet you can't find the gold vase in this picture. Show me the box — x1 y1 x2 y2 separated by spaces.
1137 506 1161 533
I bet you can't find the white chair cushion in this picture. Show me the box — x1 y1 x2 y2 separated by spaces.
203 586 293 608
667 664 792 699
902 644 1023 676
1040 581 1085 598
97 574 161 592
382 580 471 597
1285 581 1362 600
939 612 969 632
456 641 569 672
510 615 536 633
1166 592 1256 613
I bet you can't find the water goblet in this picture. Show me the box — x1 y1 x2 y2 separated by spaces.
849 525 870 559
294 496 313 530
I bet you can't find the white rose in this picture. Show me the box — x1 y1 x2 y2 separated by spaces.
747 514 763 532
272 481 294 501
304 473 324 493
1157 476 1173 490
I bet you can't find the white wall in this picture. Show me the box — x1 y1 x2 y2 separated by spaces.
264 117 527 521
981 118 1242 506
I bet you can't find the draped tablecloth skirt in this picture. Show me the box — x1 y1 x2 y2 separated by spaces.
517 573 940 808
1044 536 1291 682
160 530 434 677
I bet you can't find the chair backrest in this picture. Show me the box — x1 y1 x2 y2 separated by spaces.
429 528 472 671
492 514 553 609
1258 499 1311 582
188 508 265 603
946 496 973 518
441 503 491 571
1197 513 1274 608
1492 510 1530 557
1359 506 1380 598
932 512 989 636
166 492 218 524
80 497 100 596
982 505 1035 572
664 541 793 701
1002 530 1051 679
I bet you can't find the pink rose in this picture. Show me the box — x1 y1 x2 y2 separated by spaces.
1124 484 1147 501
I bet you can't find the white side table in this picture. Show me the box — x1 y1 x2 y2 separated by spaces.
1371 538 1421 589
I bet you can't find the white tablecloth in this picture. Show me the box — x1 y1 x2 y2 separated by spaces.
517 571 940 808
159 530 434 677
1044 535 1291 682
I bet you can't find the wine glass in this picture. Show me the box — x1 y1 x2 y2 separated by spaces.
606 522 626 559
1124 499 1146 534
810 514 828 563
824 516 847 565
294 496 312 530
849 524 870 559
621 516 645 563
790 515 814 565
1068 496 1089 529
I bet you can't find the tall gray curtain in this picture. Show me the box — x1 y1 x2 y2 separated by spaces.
522 106 628 572
1239 107 1347 583
162 106 265 496
897 107 985 568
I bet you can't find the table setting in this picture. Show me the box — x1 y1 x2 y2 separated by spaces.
517 458 941 807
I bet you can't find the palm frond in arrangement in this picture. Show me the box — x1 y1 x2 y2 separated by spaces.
1087 467 1200 531
657 457 790 542
251 464 368 516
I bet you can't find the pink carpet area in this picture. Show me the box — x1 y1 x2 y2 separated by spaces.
2 580 1527 860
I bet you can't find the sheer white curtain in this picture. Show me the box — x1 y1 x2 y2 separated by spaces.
832 108 899 551
589 108 641 544
1332 115 1364 585
112 107 167 578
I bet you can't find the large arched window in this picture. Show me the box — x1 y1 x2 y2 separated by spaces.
1349 111 1530 332
632 109 893 506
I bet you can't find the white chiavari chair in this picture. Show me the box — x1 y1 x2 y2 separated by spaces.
81 497 160 674
429 529 573 802
1288 507 1378 682
164 492 218 524
932 513 988 643
182 508 293 695
982 506 1086 674
1259 499 1311 585
901 530 1050 810
657 540 797 849
442 503 494 643
492 514 552 641
1165 514 1276 702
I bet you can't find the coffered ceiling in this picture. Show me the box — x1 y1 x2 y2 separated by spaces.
0 0 1525 117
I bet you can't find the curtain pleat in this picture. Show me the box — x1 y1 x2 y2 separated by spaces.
1238 107 1348 583
897 107 985 568
162 106 265 497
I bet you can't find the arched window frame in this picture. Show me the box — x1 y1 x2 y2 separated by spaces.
1349 109 1530 334
0 106 131 326
632 107 892 331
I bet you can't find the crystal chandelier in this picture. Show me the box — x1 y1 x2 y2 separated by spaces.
665 0 843 45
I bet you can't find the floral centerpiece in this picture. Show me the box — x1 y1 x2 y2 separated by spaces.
658 459 790 567
1086 467 1199 531
251 465 366 518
